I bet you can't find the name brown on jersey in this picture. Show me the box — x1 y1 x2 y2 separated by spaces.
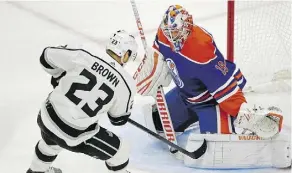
91 62 120 87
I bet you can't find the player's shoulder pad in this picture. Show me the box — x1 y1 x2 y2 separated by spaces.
179 26 217 64
43 44 85 54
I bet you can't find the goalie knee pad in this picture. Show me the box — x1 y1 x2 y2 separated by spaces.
144 104 174 134
141 103 162 134
145 104 199 134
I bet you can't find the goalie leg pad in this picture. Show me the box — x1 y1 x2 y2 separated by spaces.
184 133 291 169
145 87 200 133
141 86 200 135
143 103 159 134
143 103 182 136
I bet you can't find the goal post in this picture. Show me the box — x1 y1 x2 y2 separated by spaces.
227 0 291 91
227 0 235 63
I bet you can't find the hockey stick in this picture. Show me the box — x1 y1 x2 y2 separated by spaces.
128 118 207 159
129 0 178 153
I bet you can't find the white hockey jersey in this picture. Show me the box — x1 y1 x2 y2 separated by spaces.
39 46 136 146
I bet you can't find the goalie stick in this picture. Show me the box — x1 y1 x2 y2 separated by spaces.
129 0 178 153
128 118 207 159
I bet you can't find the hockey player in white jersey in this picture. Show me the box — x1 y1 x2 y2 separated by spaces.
26 30 138 173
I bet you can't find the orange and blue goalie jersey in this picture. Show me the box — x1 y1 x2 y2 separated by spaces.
153 26 247 118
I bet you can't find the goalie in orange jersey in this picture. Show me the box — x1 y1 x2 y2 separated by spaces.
136 4 283 138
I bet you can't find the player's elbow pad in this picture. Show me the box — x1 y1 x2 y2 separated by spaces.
107 113 130 126
40 47 54 70
40 47 65 77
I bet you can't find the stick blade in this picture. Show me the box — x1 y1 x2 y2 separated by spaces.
190 139 207 159
169 148 178 153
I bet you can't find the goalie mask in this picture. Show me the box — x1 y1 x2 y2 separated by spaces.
106 30 138 65
160 5 193 52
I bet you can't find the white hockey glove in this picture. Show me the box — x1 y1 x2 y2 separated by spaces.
234 103 283 139
134 47 172 97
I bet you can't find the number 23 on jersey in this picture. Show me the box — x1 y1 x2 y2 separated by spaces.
65 69 114 117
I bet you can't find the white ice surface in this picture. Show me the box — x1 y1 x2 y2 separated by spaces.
0 1 290 173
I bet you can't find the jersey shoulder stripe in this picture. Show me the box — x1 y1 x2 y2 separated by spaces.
40 47 56 69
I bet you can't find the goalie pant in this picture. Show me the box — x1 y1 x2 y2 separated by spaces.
153 87 237 134
28 99 130 173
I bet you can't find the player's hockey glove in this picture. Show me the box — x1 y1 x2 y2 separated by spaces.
51 71 66 88
107 113 130 126
234 103 283 138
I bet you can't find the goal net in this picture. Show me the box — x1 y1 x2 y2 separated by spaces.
227 1 291 93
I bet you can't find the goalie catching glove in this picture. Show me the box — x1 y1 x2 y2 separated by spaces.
134 47 172 97
234 103 283 138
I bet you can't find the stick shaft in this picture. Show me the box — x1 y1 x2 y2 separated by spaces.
128 118 205 158
129 0 178 150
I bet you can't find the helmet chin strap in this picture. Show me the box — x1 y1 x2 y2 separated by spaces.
106 49 125 66
120 52 129 66
120 57 126 66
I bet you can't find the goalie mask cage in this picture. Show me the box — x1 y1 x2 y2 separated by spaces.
227 1 291 92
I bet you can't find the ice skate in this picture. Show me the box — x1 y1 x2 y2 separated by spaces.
26 167 62 173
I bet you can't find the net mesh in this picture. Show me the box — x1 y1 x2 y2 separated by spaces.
234 1 291 91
